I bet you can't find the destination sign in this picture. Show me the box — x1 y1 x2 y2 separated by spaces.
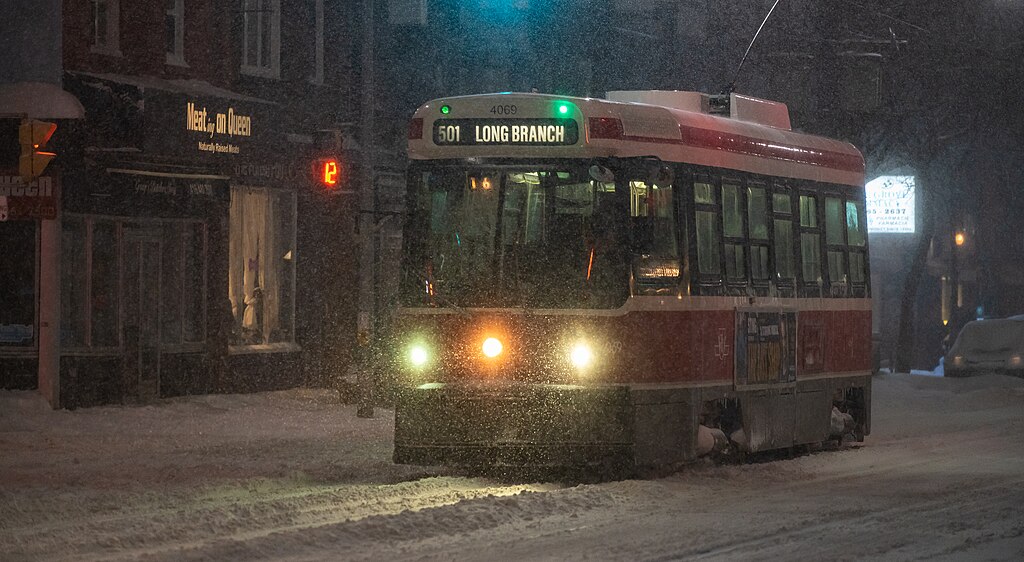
433 119 579 146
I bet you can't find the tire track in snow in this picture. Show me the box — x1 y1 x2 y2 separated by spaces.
667 476 1024 561
0 477 561 561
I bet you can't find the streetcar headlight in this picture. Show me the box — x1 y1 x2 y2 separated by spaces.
570 342 594 370
482 337 504 358
408 345 429 367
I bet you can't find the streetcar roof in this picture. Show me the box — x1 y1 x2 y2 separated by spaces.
408 91 865 188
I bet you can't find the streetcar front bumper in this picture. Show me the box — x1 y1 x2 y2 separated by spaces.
393 382 633 468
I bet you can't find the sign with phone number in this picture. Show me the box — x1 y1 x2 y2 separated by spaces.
433 118 579 146
866 175 915 234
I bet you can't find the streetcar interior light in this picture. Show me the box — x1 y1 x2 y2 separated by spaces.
409 345 429 367
570 342 594 369
440 104 451 115
482 337 503 358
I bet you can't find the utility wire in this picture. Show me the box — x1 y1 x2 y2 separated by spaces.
724 0 784 94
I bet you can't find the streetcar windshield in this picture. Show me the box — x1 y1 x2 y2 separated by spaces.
401 164 630 309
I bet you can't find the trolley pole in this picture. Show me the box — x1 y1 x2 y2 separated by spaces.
356 0 376 418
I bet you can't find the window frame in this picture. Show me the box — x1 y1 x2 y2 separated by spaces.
0 221 40 352
846 197 870 290
227 185 298 350
770 184 797 294
165 0 187 66
311 0 325 85
90 0 122 57
60 216 122 352
746 182 771 286
240 0 282 79
60 215 210 354
658 168 870 299
160 221 209 349
692 175 723 286
797 191 824 292
824 194 848 293
720 178 747 284
628 176 681 295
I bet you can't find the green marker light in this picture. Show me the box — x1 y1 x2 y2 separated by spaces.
557 103 570 115
440 105 451 115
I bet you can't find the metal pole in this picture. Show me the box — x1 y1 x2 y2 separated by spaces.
356 0 376 418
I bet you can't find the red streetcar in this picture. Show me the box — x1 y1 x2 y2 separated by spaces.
394 91 871 472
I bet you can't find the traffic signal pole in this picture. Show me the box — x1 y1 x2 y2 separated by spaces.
356 0 376 418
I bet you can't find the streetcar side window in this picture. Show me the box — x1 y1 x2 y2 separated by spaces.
849 251 866 284
799 194 817 228
695 182 716 204
771 187 796 282
774 219 795 279
846 201 866 247
631 179 679 294
825 196 847 286
748 187 769 240
799 194 823 286
722 183 743 237
630 181 677 257
722 182 745 280
694 180 721 275
696 211 720 274
846 200 868 284
748 185 770 280
773 191 792 214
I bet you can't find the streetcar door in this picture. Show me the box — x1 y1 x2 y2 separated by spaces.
734 308 798 452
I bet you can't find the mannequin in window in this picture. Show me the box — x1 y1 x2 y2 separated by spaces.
242 285 264 344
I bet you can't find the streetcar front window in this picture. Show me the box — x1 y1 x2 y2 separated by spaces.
402 165 629 309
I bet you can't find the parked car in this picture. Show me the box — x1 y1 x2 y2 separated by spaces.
944 316 1024 378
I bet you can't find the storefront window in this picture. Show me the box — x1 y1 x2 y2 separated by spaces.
61 218 120 350
183 222 206 343
61 218 88 347
228 186 296 346
91 221 119 347
61 217 208 351
0 222 38 348
161 223 182 345
160 221 207 346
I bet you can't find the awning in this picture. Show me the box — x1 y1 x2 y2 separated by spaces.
0 81 85 119
64 72 281 160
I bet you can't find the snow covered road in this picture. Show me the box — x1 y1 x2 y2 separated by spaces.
2 373 1023 561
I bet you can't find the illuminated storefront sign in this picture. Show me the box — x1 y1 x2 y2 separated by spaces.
866 175 915 233
142 90 271 159
433 119 579 146
185 101 253 155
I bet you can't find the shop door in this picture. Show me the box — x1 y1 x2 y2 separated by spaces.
123 229 162 402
